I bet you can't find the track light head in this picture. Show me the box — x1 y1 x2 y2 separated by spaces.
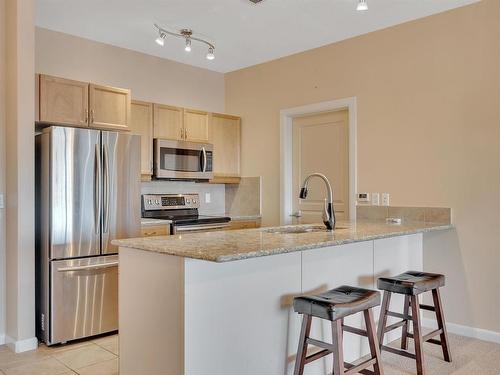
357 0 368 11
185 38 192 52
155 31 166 46
206 46 215 60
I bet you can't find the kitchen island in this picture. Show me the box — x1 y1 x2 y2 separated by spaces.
113 220 453 375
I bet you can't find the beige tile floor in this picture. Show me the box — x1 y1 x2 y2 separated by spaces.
0 334 118 375
1 332 500 374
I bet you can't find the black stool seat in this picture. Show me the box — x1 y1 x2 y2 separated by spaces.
293 285 381 321
378 271 445 296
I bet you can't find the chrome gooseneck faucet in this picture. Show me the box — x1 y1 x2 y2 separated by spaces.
299 173 336 230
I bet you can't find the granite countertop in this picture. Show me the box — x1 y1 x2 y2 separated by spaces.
227 214 262 221
113 220 453 263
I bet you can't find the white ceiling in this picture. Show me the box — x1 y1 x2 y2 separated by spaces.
36 0 479 73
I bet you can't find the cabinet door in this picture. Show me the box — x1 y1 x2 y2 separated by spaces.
39 74 89 126
89 84 131 130
153 104 184 140
130 100 154 177
210 113 241 177
184 109 210 143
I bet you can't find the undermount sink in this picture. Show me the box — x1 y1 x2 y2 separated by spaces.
264 225 347 234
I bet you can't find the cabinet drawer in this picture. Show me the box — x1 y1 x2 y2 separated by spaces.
141 225 169 237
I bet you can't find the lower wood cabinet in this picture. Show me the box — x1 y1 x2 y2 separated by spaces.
228 220 260 230
141 225 169 237
130 100 153 178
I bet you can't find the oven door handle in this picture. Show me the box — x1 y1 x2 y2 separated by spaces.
174 222 230 233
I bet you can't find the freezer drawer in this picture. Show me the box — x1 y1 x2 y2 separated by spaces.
50 256 118 345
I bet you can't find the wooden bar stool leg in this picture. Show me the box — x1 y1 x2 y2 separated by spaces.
331 319 344 375
432 288 452 362
401 295 411 350
377 291 392 348
410 295 426 375
294 314 312 375
364 308 384 375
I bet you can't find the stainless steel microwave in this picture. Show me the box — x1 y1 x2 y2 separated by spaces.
153 139 214 180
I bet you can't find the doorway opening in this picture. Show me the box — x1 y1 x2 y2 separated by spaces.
280 98 357 225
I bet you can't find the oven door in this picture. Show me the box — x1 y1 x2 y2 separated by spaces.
172 222 230 234
154 139 213 180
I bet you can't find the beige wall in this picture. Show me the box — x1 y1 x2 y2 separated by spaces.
35 28 225 112
5 0 36 347
0 0 6 342
225 0 500 333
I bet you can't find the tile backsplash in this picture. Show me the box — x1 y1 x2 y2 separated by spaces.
141 180 226 215
225 177 261 217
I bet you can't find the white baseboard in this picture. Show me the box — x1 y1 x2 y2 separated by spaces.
422 318 500 344
0 333 5 345
5 335 38 353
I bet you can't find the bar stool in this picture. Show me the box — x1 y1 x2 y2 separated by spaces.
377 271 452 375
293 285 384 375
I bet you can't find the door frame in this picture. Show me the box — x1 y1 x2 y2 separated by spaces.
280 97 357 225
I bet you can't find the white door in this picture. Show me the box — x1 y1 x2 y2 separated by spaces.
292 109 349 224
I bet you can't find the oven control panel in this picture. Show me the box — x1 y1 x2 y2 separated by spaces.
142 194 200 211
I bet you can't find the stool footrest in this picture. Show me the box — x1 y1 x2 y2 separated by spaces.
418 303 436 312
344 358 376 375
407 328 443 343
343 324 368 337
306 338 334 352
381 345 417 360
386 311 412 320
384 319 406 333
305 349 331 364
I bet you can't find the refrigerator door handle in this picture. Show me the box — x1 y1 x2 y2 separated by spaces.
94 144 102 235
57 261 119 273
103 144 110 233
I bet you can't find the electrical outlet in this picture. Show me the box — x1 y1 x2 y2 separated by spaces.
357 193 370 204
0 194 4 209
371 193 380 206
381 193 390 206
205 193 211 204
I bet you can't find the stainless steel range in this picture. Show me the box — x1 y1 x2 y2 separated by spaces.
142 194 231 234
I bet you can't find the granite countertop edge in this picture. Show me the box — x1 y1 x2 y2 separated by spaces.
114 221 453 263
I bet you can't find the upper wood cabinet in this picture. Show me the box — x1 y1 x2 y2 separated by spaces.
210 113 241 180
153 104 183 140
130 100 153 177
184 109 210 143
89 84 131 130
37 74 131 130
39 74 89 127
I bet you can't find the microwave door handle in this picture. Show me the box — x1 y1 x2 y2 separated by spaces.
94 144 102 235
201 147 207 172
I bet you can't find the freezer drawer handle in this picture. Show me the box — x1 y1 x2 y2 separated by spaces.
57 261 119 273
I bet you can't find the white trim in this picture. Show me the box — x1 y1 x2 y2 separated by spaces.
280 97 358 225
422 318 500 345
5 335 38 353
0 333 5 345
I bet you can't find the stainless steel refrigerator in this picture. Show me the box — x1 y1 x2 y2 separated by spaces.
35 126 140 345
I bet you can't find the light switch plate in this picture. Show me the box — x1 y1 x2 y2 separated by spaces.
0 194 4 209
371 193 380 206
357 193 370 203
381 193 390 206
205 193 211 204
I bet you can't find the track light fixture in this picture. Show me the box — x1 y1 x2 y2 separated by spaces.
357 0 368 11
154 24 215 61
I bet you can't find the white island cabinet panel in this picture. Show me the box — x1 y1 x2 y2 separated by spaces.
302 241 374 373
373 233 423 344
184 252 302 375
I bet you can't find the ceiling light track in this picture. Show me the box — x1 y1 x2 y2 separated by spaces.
154 23 216 60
